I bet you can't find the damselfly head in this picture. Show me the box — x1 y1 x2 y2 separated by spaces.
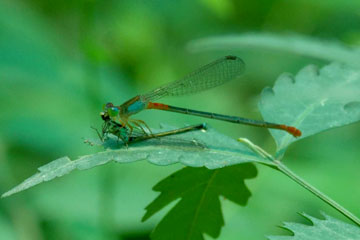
102 102 120 118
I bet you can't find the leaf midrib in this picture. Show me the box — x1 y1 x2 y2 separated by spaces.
186 170 219 240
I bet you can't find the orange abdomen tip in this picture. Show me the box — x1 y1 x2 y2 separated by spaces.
280 125 302 137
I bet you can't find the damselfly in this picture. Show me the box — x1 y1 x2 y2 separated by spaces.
102 56 301 137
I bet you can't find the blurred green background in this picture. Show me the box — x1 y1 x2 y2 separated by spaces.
1 0 359 239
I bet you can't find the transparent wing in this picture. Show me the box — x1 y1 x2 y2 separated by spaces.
140 56 245 102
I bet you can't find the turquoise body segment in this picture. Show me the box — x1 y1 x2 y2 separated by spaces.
127 101 146 114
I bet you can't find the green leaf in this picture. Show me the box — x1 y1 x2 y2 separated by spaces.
268 212 360 240
1 125 264 198
143 164 257 240
259 63 360 156
187 33 360 67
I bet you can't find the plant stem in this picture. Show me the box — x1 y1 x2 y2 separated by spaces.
274 160 360 227
237 138 360 226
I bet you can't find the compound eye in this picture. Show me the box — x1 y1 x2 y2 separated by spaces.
102 102 114 111
108 107 119 117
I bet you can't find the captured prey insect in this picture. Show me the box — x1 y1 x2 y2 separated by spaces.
95 111 207 146
102 56 301 137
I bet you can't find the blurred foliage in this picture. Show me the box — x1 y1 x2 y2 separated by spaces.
1 0 360 239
